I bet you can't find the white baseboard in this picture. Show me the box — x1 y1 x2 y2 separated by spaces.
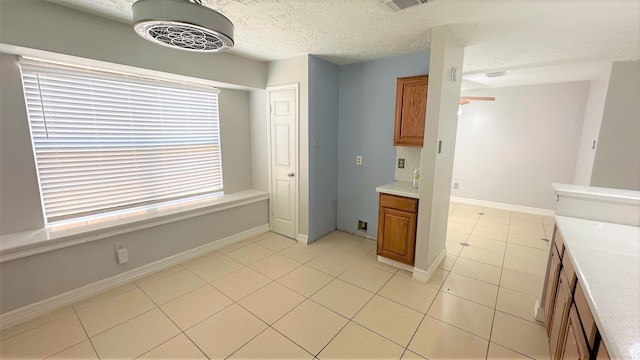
0 224 269 331
450 196 555 217
296 234 309 245
377 256 414 273
412 249 446 283
534 299 546 323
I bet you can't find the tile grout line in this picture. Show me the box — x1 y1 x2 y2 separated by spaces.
311 268 400 358
4 221 554 359
485 207 512 359
45 307 100 359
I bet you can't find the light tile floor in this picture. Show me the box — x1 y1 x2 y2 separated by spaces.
0 203 554 359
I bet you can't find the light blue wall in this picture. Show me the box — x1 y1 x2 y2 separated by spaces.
337 51 430 238
308 56 340 241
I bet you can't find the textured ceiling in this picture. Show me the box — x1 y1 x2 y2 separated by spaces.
45 0 640 88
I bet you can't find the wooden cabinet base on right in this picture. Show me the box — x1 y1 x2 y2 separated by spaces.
544 226 610 360
376 193 418 266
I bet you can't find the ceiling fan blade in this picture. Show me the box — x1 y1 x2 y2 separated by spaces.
461 96 495 101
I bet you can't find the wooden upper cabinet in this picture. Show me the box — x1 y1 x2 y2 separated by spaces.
394 75 428 147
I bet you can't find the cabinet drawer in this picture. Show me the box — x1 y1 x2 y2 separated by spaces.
553 227 565 258
562 252 577 291
380 193 418 213
574 282 598 349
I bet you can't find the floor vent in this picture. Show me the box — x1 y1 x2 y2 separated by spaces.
381 0 429 12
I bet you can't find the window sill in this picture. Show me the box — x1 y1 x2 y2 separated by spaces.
0 189 269 263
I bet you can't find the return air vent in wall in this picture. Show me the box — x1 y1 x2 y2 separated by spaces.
382 0 429 12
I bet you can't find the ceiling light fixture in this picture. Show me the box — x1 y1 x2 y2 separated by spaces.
132 0 234 53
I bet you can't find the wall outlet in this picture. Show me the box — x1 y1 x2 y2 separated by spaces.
398 158 405 169
115 243 128 264
356 155 362 165
453 183 459 190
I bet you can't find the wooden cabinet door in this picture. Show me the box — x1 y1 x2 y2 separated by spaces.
549 270 572 359
596 342 610 360
560 305 590 360
545 246 562 335
377 207 416 265
394 75 428 147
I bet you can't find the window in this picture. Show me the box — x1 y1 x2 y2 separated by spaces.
20 61 223 224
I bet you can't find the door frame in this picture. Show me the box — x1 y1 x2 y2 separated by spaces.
266 83 300 241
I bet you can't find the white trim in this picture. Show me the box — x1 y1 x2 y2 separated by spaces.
534 299 546 323
377 256 414 273
20 58 221 92
0 44 255 91
450 196 555 216
0 224 269 330
0 190 268 263
412 249 446 283
266 84 300 240
296 234 309 245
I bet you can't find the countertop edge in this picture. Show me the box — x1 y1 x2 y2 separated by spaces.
375 181 420 199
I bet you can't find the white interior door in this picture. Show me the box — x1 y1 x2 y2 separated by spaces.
268 86 298 239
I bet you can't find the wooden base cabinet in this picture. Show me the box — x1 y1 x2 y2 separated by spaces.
544 242 562 335
544 225 607 360
377 193 418 265
549 267 572 358
560 305 590 360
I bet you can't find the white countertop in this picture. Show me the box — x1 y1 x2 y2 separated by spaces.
555 216 640 360
375 181 419 199
552 183 640 203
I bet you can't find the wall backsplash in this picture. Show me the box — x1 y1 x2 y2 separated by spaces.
395 146 422 182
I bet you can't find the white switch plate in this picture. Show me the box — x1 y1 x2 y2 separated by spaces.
356 155 362 165
116 248 128 264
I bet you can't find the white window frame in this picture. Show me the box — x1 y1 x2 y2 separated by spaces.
19 59 225 226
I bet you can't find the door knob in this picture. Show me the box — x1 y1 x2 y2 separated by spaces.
287 173 295 177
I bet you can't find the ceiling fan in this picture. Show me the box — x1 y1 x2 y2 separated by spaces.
459 96 496 105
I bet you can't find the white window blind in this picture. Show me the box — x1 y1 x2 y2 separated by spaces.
20 62 223 223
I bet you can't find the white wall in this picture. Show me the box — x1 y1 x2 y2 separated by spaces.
591 60 640 191
0 53 45 234
266 56 309 238
414 26 464 272
250 90 268 192
0 202 267 313
308 56 339 242
573 65 611 185
452 81 589 210
219 90 253 193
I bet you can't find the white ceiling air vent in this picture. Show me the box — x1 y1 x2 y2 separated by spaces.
132 0 234 53
382 0 429 12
